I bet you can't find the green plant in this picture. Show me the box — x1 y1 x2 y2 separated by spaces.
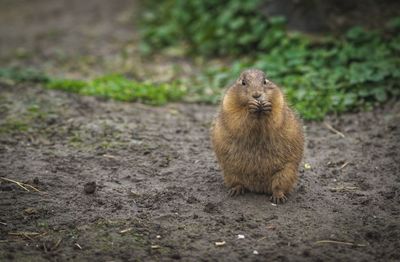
47 75 185 105
139 1 400 120
139 0 278 56
0 68 186 106
188 25 400 119
0 119 29 134
0 67 49 83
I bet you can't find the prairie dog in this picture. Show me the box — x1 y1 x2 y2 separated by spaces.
211 69 304 203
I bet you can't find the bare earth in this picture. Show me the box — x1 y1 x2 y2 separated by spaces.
0 0 399 261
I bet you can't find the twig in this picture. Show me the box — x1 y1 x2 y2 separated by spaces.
329 186 358 192
315 240 366 247
323 123 345 138
75 243 82 250
103 154 117 159
257 236 267 241
339 162 350 170
0 177 41 192
0 222 7 226
36 232 48 238
1 177 29 191
8 232 41 237
8 232 41 240
119 227 133 234
23 183 41 192
52 238 62 250
23 233 33 240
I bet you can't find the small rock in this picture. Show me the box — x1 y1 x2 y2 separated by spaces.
203 202 218 213
253 250 259 255
171 253 181 260
128 190 140 198
84 182 96 194
307 140 315 149
215 241 226 246
186 196 198 204
302 249 311 257
24 207 38 215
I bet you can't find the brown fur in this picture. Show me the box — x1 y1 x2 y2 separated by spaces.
211 69 304 203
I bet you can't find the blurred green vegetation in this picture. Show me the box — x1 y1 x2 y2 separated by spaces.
47 75 185 105
0 68 186 105
1 1 399 120
140 0 400 119
0 67 49 83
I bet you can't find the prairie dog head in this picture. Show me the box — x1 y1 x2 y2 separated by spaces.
226 69 277 116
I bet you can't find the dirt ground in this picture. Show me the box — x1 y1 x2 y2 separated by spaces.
0 1 400 261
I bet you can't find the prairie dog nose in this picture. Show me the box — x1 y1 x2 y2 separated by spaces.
252 92 261 99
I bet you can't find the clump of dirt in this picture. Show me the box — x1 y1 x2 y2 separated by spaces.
84 182 97 194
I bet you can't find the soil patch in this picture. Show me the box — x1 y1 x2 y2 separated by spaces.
0 0 399 261
0 83 399 261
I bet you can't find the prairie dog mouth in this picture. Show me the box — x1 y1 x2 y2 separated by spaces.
248 100 272 114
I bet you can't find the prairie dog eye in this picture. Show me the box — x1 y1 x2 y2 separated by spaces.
263 79 267 85
241 79 246 86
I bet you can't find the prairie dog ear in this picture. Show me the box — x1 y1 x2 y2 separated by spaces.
236 74 245 85
264 78 276 89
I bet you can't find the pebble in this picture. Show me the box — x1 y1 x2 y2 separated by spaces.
84 181 96 194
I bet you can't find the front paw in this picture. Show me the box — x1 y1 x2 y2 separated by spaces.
270 190 287 204
260 101 272 112
228 185 246 197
